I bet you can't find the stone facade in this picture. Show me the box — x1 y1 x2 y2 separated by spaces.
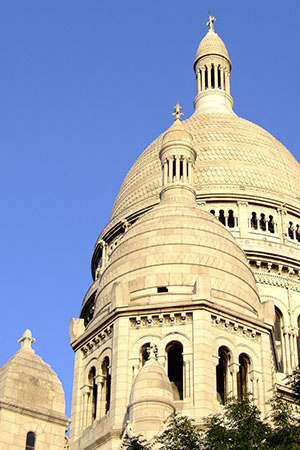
69 19 300 450
0 330 68 449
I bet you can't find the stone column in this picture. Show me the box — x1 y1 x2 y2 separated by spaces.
220 67 224 90
237 201 248 238
225 70 230 93
229 362 240 398
176 156 180 181
201 67 205 90
95 375 105 419
197 69 201 93
163 160 168 186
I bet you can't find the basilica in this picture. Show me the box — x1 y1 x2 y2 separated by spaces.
1 17 300 450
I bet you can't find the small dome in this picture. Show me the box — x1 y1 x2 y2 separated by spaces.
162 117 193 147
195 29 230 62
130 358 174 405
0 331 66 418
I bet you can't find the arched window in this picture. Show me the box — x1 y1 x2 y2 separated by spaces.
166 341 183 400
25 432 35 450
288 222 294 239
296 225 300 243
237 353 250 400
251 212 258 230
218 209 226 226
140 342 151 366
228 210 235 228
274 307 284 372
101 357 111 414
88 366 97 421
259 213 266 231
268 215 275 233
216 346 231 404
210 209 215 216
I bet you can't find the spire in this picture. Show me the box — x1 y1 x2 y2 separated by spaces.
159 105 196 203
193 16 233 113
18 329 35 352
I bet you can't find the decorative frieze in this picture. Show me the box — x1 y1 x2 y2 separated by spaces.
211 314 261 342
129 312 192 328
81 324 113 357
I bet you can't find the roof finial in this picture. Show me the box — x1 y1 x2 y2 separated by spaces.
207 15 216 32
18 329 35 352
172 103 184 121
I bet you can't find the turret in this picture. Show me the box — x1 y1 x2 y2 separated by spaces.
193 16 233 113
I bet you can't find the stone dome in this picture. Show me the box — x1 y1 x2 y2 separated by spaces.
195 29 230 63
109 112 300 225
129 357 174 405
97 195 261 319
128 354 175 439
0 330 66 418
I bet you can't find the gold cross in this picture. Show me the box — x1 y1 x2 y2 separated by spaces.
172 103 184 121
207 15 216 31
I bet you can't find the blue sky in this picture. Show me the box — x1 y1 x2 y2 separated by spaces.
1 1 299 419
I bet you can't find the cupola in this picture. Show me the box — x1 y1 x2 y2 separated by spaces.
159 104 196 204
193 16 233 113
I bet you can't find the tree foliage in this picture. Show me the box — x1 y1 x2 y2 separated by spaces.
123 380 300 450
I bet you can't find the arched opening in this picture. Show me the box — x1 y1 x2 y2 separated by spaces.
296 225 300 242
228 210 235 228
204 66 208 89
210 209 215 216
268 215 275 233
218 209 226 226
288 222 294 239
101 357 111 414
166 341 183 400
216 346 231 404
237 353 250 400
140 342 151 366
218 67 221 88
251 212 258 230
25 432 36 450
88 366 97 421
259 213 266 231
274 307 284 372
211 64 215 88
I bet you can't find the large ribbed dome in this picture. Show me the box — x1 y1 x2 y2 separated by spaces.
110 112 300 223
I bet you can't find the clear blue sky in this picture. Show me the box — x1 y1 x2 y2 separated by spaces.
1 1 299 419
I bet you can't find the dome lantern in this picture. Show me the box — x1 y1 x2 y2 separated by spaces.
193 16 233 113
159 104 197 204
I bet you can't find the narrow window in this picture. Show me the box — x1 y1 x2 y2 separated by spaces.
274 307 284 372
218 68 221 88
251 212 258 230
268 215 275 233
26 432 35 450
157 286 168 293
296 225 300 242
88 367 97 421
204 66 208 89
237 353 250 400
210 209 215 216
288 222 294 239
172 159 176 179
260 213 266 231
166 341 183 400
228 210 235 228
211 64 215 88
140 342 151 366
216 346 231 404
180 159 184 179
218 209 226 226
101 357 111 414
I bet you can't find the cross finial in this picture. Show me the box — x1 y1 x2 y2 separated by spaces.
172 103 184 121
207 15 216 31
18 329 35 352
